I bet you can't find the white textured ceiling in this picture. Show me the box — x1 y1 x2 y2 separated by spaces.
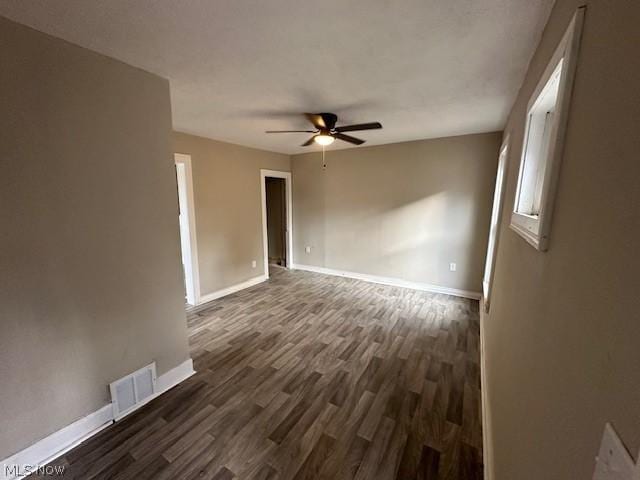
0 0 554 154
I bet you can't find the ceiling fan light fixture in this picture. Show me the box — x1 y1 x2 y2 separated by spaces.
314 134 335 146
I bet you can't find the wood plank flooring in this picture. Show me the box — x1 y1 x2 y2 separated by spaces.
30 267 483 479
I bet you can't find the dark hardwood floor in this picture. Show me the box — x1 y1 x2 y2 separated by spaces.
31 268 483 479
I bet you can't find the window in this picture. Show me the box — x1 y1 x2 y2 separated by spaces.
483 139 509 310
510 8 585 251
515 62 561 217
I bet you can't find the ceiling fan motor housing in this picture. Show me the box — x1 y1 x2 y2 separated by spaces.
317 113 338 131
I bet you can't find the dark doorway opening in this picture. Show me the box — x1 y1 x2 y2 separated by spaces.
265 177 287 267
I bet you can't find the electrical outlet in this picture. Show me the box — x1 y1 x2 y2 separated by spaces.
305 246 311 253
449 262 457 272
251 260 256 268
593 423 636 480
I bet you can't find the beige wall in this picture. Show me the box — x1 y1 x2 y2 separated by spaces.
0 18 190 459
484 1 640 479
291 133 502 293
172 132 290 295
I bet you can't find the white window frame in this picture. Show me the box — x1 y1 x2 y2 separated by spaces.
483 137 509 311
510 7 585 251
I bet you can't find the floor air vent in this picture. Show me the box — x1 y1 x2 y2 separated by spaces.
109 363 157 420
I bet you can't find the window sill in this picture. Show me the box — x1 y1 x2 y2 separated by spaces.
509 213 548 251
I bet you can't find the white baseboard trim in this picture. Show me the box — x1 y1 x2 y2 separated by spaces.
197 274 267 305
0 405 113 480
156 358 195 394
479 298 493 480
0 358 195 480
291 264 482 300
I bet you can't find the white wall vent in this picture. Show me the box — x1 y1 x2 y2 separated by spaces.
109 363 157 421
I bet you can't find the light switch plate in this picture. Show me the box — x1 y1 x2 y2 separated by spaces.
593 423 636 480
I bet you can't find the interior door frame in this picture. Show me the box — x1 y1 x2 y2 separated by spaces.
482 136 510 311
174 153 201 305
260 169 293 279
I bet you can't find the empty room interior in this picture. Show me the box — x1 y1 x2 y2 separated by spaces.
1 1 639 479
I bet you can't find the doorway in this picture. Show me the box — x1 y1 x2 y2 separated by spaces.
266 177 287 267
260 170 293 279
174 153 200 305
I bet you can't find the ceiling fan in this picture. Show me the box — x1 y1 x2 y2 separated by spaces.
266 113 382 147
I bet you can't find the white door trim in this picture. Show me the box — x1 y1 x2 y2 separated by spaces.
260 169 293 279
174 153 201 305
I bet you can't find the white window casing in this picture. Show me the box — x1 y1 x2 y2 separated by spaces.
483 138 509 310
510 7 585 251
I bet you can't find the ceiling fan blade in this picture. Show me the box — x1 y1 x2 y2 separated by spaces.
301 136 316 146
265 130 316 133
334 133 365 145
305 113 326 129
335 122 382 133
